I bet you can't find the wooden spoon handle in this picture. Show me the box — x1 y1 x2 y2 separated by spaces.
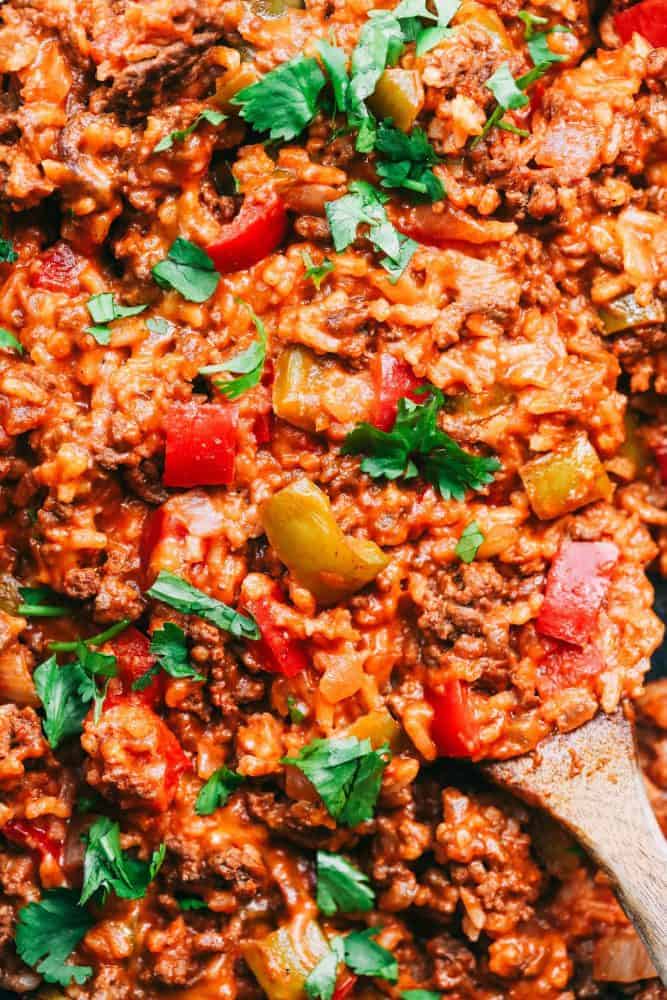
485 711 667 983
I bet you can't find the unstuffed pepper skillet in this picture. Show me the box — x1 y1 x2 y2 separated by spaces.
0 0 666 994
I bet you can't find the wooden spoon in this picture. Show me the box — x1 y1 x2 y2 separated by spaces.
483 709 667 983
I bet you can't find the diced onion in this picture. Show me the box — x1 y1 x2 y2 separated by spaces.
593 930 656 982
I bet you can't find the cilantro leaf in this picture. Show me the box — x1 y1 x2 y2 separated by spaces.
195 766 244 815
349 12 404 108
146 316 175 336
301 250 334 289
147 621 204 683
0 237 18 263
343 389 500 501
147 570 260 640
177 895 209 910
80 817 166 905
402 992 442 1000
416 25 452 53
518 11 568 68
15 889 93 987
33 655 90 749
234 56 326 142
0 327 23 354
86 292 148 344
18 585 70 617
306 938 345 1000
287 694 307 722
316 850 375 915
375 123 444 201
486 62 529 111
306 930 397 1000
154 109 226 153
199 300 266 399
316 40 350 113
455 521 484 562
152 238 219 303
282 736 389 826
325 180 417 281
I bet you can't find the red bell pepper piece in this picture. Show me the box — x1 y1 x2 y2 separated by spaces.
205 194 288 275
428 680 477 758
163 401 238 488
536 640 604 697
110 625 164 707
3 818 63 864
536 540 619 647
614 0 667 46
245 593 309 677
654 442 667 484
29 242 81 294
332 974 358 1000
372 353 424 431
253 411 273 445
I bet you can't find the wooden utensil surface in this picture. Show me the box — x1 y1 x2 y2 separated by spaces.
484 710 667 983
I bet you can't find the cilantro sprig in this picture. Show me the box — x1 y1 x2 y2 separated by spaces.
282 736 389 827
306 929 398 1000
152 238 219 303
316 850 375 915
80 817 166 905
18 585 70 618
34 644 118 749
15 889 93 987
199 300 266 399
195 766 244 815
86 292 148 345
326 180 418 281
302 250 334 289
343 387 500 500
0 237 18 263
132 622 204 691
147 571 260 640
154 109 226 153
375 123 444 200
455 521 484 562
0 328 23 355
233 56 326 142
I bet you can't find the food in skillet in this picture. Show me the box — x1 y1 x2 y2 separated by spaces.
0 0 666 993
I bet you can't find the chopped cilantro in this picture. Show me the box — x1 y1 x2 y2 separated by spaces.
325 180 417 281
153 109 226 153
0 328 23 355
199 300 266 399
152 238 219 303
147 570 260 640
349 11 405 108
316 40 350 114
177 895 209 910
402 992 442 1000
80 817 166 905
15 889 93 987
301 250 334 289
282 736 389 827
486 62 530 112
18 585 70 617
518 11 569 68
146 316 175 336
86 292 148 344
375 123 444 201
287 694 307 723
33 655 90 750
233 56 326 142
195 766 244 815
0 237 18 263
455 521 484 563
342 387 500 501
316 850 375 915
132 621 203 691
306 929 398 1000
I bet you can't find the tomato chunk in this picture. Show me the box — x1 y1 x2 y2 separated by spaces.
428 680 477 757
163 401 238 488
372 353 424 431
537 640 604 697
3 818 63 864
536 541 619 647
110 625 163 707
614 0 667 46
205 194 288 275
245 593 309 677
29 242 81 294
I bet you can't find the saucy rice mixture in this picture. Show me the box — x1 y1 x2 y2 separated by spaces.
0 0 667 993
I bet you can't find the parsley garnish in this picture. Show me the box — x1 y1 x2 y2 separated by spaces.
154 109 226 153
342 388 500 501
0 237 18 263
133 622 204 690
177 894 209 910
325 180 417 281
375 123 444 200
306 929 398 1000
234 56 326 142
15 889 93 987
0 328 23 355
18 585 70 617
316 850 375 915
518 11 568 68
80 817 166 905
282 736 389 827
199 301 266 399
455 521 484 563
86 292 148 344
147 570 260 640
349 11 405 109
195 766 244 815
34 645 118 748
301 250 334 289
152 238 219 303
